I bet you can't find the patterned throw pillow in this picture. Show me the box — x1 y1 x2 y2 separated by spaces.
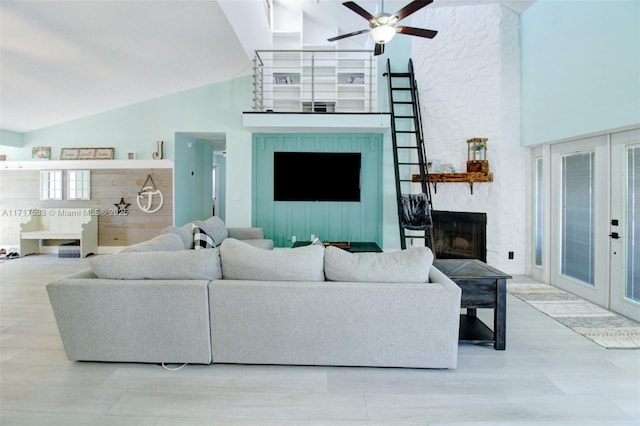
192 224 215 249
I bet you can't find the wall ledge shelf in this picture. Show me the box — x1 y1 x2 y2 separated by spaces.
0 159 173 170
413 172 494 195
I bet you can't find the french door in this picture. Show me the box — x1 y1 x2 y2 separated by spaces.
610 129 640 321
545 130 640 321
550 136 609 307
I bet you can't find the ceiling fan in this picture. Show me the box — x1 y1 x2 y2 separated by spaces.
327 0 438 56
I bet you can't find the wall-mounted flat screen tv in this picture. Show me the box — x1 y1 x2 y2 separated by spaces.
274 152 361 202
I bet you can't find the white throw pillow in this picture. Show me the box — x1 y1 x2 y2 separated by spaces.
219 238 325 281
90 248 222 280
324 246 433 283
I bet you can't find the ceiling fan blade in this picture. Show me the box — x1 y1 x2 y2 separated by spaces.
374 43 385 56
393 0 434 21
327 28 371 42
342 1 376 21
397 26 438 39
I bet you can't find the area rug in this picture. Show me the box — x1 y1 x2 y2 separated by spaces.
508 282 640 349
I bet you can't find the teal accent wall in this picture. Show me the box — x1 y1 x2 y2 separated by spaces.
253 133 383 247
175 133 215 226
0 130 24 147
521 0 640 145
376 33 412 114
14 76 252 161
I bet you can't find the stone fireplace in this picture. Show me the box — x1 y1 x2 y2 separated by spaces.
431 210 487 262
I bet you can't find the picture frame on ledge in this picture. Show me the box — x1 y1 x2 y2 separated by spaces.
77 148 96 160
32 146 51 160
60 148 79 160
60 147 115 160
94 148 115 159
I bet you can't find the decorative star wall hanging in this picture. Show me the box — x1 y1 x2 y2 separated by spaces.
115 197 131 215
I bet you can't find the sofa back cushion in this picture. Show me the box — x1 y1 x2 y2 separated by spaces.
220 238 325 281
161 223 194 249
90 248 222 280
118 233 185 253
324 246 433 283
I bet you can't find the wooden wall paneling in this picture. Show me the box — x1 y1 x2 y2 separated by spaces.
0 167 173 250
93 169 173 246
0 171 41 246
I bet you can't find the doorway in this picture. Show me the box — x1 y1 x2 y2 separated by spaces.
212 151 226 221
174 132 226 225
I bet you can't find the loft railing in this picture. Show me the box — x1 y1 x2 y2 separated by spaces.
252 49 377 113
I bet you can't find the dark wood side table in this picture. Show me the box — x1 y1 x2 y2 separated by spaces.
292 241 382 253
433 259 512 350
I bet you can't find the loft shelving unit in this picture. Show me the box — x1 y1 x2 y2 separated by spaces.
253 32 377 113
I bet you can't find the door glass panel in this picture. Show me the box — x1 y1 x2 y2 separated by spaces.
535 157 543 266
561 152 594 285
626 145 640 302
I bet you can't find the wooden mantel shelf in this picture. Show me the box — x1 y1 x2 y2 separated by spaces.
412 172 493 194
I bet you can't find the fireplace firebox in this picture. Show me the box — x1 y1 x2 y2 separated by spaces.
431 210 487 262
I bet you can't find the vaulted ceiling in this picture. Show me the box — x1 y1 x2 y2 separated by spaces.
0 0 534 133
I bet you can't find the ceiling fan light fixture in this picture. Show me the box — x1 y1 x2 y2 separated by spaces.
370 24 396 44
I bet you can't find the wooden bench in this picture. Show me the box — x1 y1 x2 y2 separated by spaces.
20 208 98 258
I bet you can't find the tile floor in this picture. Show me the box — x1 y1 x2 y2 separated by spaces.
1 255 639 425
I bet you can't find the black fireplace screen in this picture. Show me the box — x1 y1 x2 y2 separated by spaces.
431 210 487 262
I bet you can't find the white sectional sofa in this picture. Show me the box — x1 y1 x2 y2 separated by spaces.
47 219 462 369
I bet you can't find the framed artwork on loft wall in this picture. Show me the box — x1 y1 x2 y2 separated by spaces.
60 148 79 160
94 148 115 159
32 146 51 160
59 147 115 160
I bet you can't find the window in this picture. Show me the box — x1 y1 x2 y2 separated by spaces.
67 170 91 200
534 157 543 267
40 170 63 200
626 145 640 302
561 152 595 285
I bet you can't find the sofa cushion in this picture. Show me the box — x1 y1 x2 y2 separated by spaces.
118 233 185 253
227 227 264 240
324 246 433 283
161 223 194 249
220 238 325 281
90 248 222 280
193 225 215 250
241 239 275 250
193 216 228 247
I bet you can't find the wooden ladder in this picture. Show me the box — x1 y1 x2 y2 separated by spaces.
385 59 434 250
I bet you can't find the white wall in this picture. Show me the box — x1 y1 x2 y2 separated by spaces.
218 0 273 58
411 4 526 273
